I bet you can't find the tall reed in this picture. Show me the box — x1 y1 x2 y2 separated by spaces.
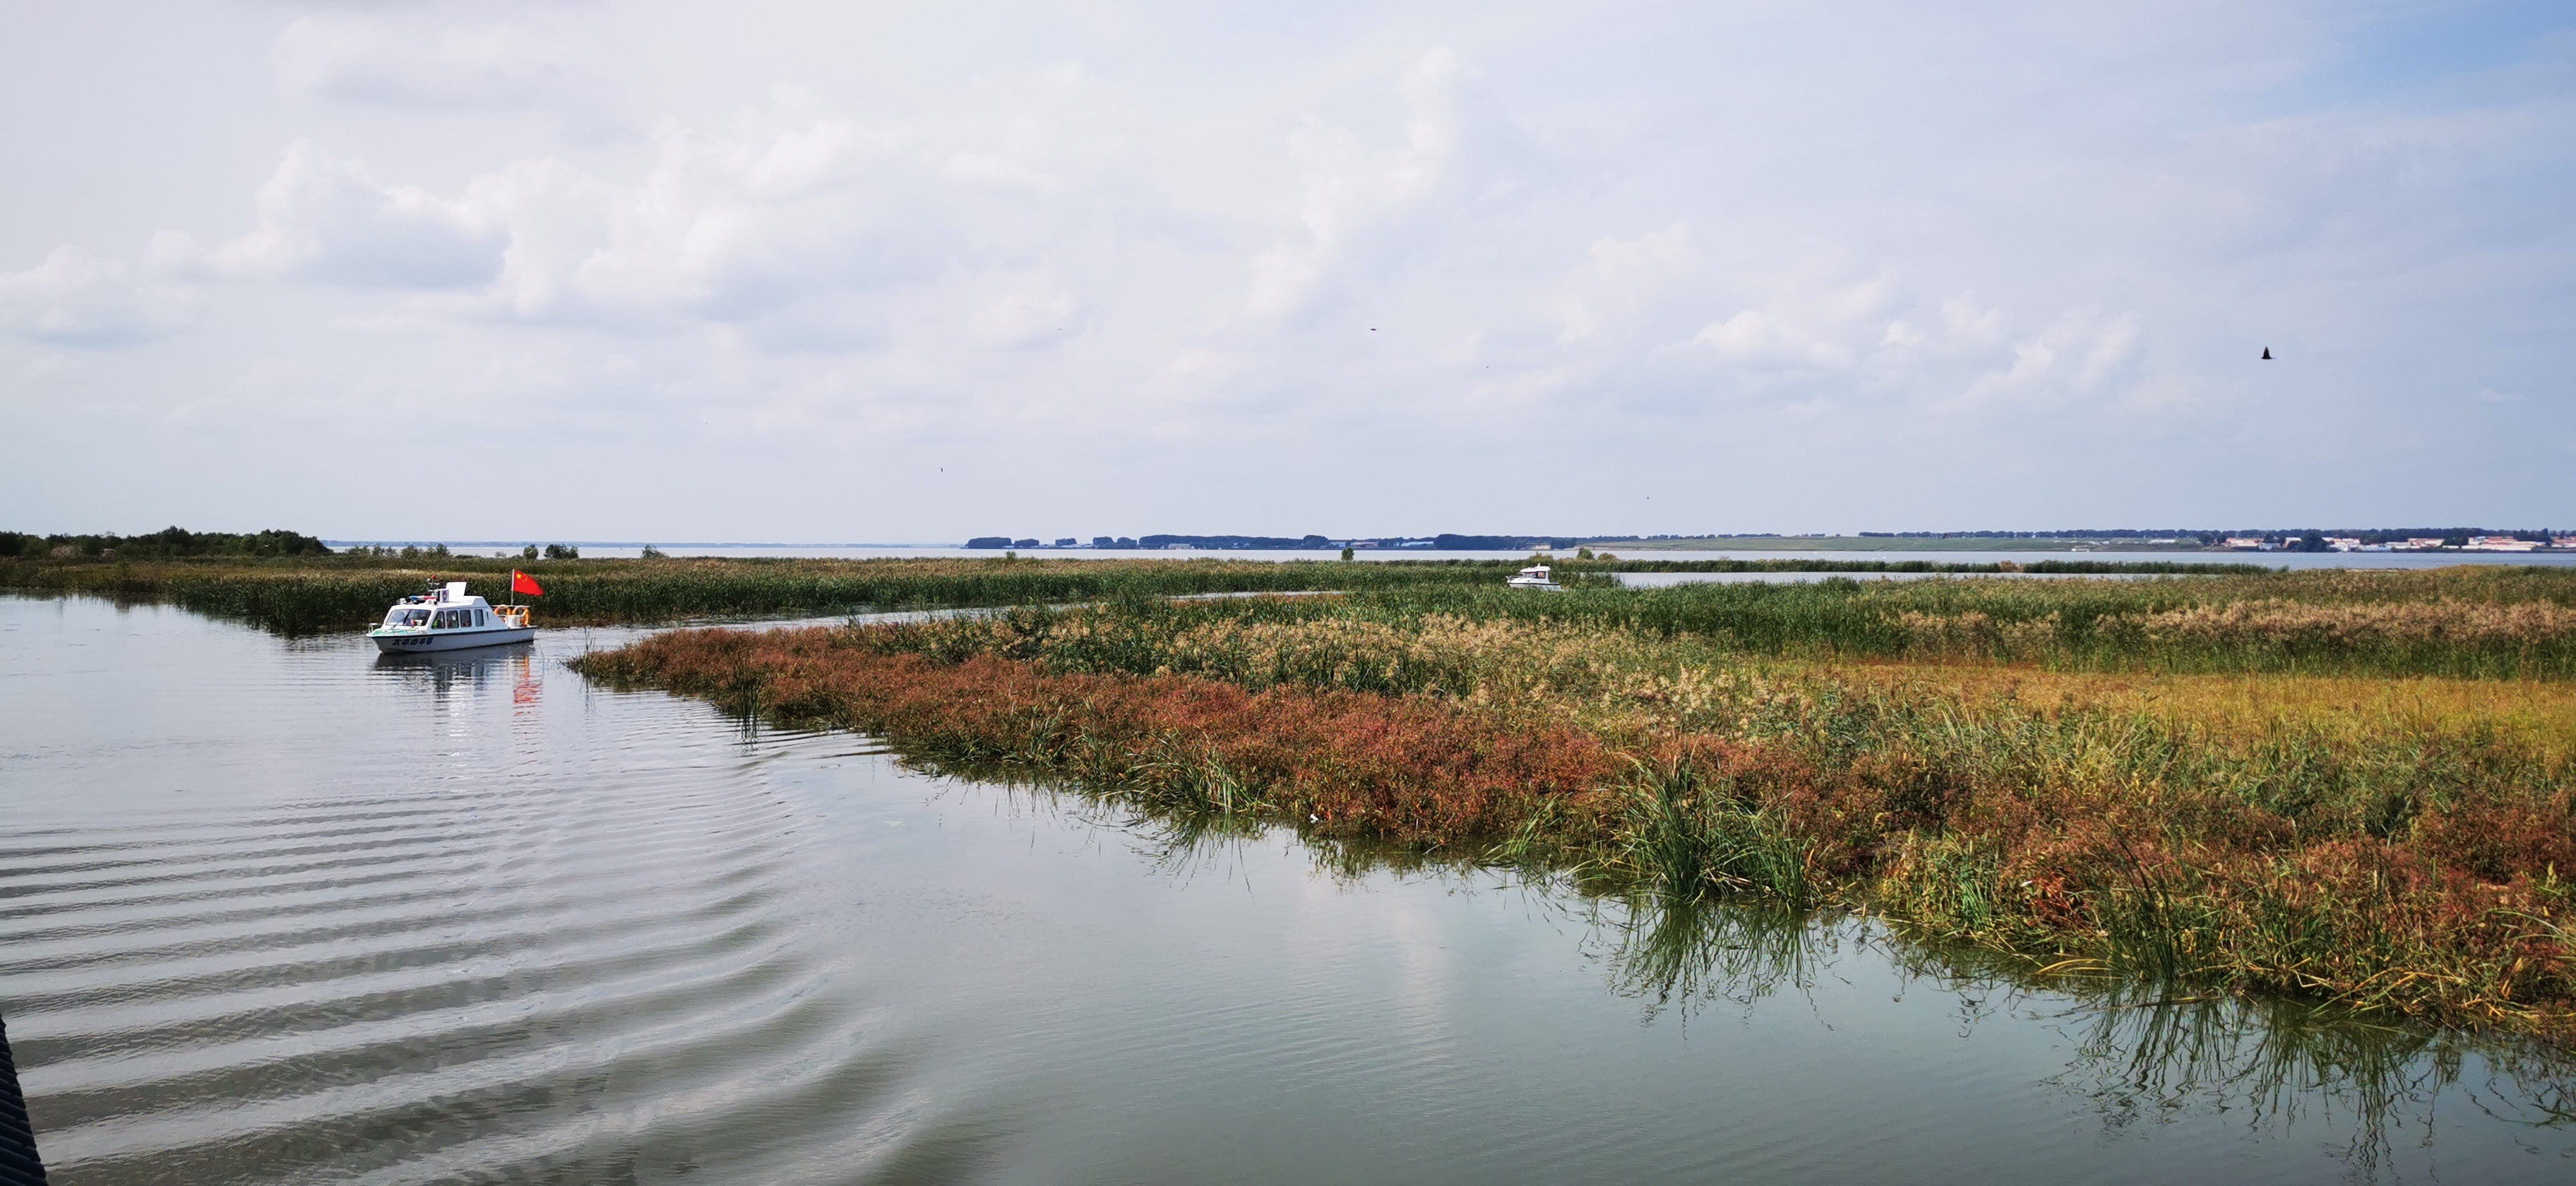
0 556 1510 635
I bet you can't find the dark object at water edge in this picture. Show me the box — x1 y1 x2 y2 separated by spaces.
0 1010 47 1184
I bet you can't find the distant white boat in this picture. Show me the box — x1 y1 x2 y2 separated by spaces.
370 581 536 653
1506 564 1563 591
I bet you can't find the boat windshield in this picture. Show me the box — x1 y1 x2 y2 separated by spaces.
384 607 433 628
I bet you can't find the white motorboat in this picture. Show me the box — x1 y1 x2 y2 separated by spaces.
1506 564 1563 591
370 581 536 653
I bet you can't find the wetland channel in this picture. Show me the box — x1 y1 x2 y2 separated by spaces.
3 594 2572 1183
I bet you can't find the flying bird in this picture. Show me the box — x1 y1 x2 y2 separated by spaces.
2261 347 2273 359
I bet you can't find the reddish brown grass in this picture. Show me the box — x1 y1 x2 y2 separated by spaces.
582 624 1625 846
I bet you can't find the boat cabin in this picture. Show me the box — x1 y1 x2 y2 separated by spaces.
378 582 531 631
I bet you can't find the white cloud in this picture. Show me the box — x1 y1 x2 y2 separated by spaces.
179 49 2176 426
182 72 1152 353
213 140 506 288
474 112 941 329
181 113 928 325
23 354 85 381
273 17 583 112
946 152 1060 193
1690 277 1894 371
1588 221 1697 287
1882 294 2009 357
1954 310 2142 408
1678 276 2154 416
1695 308 1855 369
0 246 200 347
1248 47 1465 318
1560 221 1697 342
972 275 1082 349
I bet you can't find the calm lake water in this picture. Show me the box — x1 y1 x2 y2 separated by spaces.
4 594 2572 1184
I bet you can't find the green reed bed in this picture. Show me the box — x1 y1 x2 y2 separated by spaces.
866 565 2576 681
0 555 1530 635
1354 568 2576 680
3 552 2342 639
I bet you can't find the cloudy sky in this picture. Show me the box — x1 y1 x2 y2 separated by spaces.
4 1 2570 541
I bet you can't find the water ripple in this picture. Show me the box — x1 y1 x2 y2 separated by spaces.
2 604 860 1185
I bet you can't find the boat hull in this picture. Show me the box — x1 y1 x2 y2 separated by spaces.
371 626 536 654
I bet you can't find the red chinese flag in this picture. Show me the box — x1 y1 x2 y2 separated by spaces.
511 570 545 597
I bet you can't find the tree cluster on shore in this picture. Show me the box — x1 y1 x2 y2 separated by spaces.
0 526 330 560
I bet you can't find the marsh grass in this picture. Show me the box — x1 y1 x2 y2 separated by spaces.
841 565 2576 684
1817 664 2576 760
1600 751 1811 901
1355 568 2576 680
578 585 2576 1040
0 556 1521 635
8 552 2444 652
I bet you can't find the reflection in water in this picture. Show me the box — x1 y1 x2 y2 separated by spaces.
369 642 539 700
931 765 2576 1182
1590 892 1824 1017
1593 891 2576 1177
2046 988 2575 1177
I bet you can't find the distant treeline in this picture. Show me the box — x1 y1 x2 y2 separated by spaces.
1602 558 2270 575
976 528 2568 550
1861 528 2561 544
1 527 331 560
969 533 1600 550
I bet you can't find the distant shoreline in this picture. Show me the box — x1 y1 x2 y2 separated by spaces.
1603 536 2210 553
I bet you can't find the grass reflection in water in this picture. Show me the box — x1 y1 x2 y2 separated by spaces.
1606 889 2576 1176
904 753 2575 1180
